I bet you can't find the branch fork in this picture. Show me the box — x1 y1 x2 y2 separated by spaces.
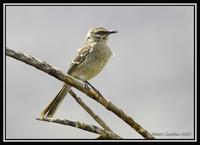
6 47 155 139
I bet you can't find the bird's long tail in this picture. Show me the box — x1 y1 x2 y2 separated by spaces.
40 84 71 118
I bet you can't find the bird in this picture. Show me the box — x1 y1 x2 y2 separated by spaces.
40 27 118 118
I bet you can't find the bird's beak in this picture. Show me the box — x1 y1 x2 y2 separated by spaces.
108 30 118 34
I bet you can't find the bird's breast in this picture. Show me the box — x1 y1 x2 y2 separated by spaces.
80 45 112 80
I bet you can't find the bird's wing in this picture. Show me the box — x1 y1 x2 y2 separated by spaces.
67 44 93 75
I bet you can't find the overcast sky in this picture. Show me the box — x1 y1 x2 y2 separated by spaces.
5 4 195 140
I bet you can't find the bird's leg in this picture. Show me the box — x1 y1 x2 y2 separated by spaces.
85 81 95 90
79 78 102 97
85 81 102 97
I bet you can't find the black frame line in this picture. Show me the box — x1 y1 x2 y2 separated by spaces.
4 4 196 6
4 3 196 141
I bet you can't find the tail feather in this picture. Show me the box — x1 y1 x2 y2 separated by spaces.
40 84 71 118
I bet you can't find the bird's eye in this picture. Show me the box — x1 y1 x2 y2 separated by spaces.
95 36 101 40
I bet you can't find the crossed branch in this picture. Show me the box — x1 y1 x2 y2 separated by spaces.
6 47 155 139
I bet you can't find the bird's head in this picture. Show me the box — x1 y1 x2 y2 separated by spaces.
85 27 118 45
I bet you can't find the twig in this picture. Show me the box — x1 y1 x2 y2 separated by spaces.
69 90 112 131
69 90 119 139
36 117 121 139
6 47 155 139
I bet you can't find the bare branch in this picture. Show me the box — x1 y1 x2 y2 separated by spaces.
69 90 112 131
36 117 121 139
6 47 155 139
69 90 120 139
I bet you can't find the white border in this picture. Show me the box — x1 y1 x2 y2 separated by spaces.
3 3 6 142
3 3 197 142
4 3 197 6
